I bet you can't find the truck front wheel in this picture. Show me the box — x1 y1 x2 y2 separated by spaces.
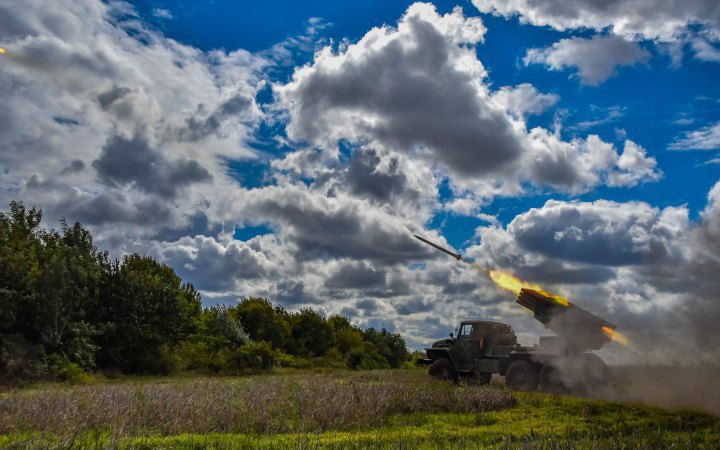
428 358 457 382
506 360 539 391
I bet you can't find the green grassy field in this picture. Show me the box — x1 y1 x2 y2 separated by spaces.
1 369 718 449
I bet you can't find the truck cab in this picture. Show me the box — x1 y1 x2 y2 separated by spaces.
423 320 518 383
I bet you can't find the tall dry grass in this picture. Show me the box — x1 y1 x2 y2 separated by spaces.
0 370 514 438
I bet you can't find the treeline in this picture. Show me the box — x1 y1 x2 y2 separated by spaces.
0 201 409 383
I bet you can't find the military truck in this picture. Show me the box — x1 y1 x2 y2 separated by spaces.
420 288 612 392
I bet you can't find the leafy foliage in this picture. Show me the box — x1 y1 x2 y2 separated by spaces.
0 201 410 381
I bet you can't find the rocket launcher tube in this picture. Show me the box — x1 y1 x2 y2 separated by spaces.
517 288 615 351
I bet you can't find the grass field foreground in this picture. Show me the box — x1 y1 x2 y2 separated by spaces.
1 369 719 449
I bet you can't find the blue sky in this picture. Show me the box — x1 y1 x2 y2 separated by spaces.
130 0 719 249
2 0 720 359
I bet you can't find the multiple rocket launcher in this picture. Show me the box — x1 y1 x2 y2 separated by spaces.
413 235 617 351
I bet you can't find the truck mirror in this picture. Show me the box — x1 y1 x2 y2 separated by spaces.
449 332 454 338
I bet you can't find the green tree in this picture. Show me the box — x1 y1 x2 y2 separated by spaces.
362 327 410 368
290 308 332 357
0 203 106 375
231 298 293 351
97 254 202 374
328 315 363 356
0 201 44 339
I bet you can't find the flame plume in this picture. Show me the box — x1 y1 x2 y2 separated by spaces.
602 326 630 346
488 269 569 306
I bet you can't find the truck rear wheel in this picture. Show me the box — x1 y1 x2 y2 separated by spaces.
506 360 538 391
428 358 457 382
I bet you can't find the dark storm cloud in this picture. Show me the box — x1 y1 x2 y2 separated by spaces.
279 4 523 178
93 134 212 198
325 261 386 289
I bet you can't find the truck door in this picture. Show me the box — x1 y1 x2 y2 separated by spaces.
455 323 477 371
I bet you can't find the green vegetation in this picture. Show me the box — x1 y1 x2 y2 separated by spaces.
0 369 717 449
0 201 409 382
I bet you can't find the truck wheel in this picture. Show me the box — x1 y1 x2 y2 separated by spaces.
506 360 538 391
428 358 457 382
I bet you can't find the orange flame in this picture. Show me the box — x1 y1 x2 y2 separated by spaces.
488 269 569 306
602 326 630 347
479 265 631 348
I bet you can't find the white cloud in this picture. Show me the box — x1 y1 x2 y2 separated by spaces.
152 8 173 20
524 35 651 85
607 140 662 187
472 0 720 42
491 83 559 118
670 121 720 150
523 131 662 193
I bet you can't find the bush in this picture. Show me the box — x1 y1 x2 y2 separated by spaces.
347 343 390 370
48 355 92 384
233 341 275 370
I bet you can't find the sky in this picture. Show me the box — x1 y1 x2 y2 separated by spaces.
1 0 720 362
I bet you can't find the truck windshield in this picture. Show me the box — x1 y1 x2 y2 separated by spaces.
459 324 473 336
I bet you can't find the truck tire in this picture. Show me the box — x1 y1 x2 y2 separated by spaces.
506 360 538 391
428 358 457 382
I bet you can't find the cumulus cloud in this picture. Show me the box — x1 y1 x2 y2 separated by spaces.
524 35 651 85
275 3 525 178
523 132 661 193
504 200 674 266
276 3 661 197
